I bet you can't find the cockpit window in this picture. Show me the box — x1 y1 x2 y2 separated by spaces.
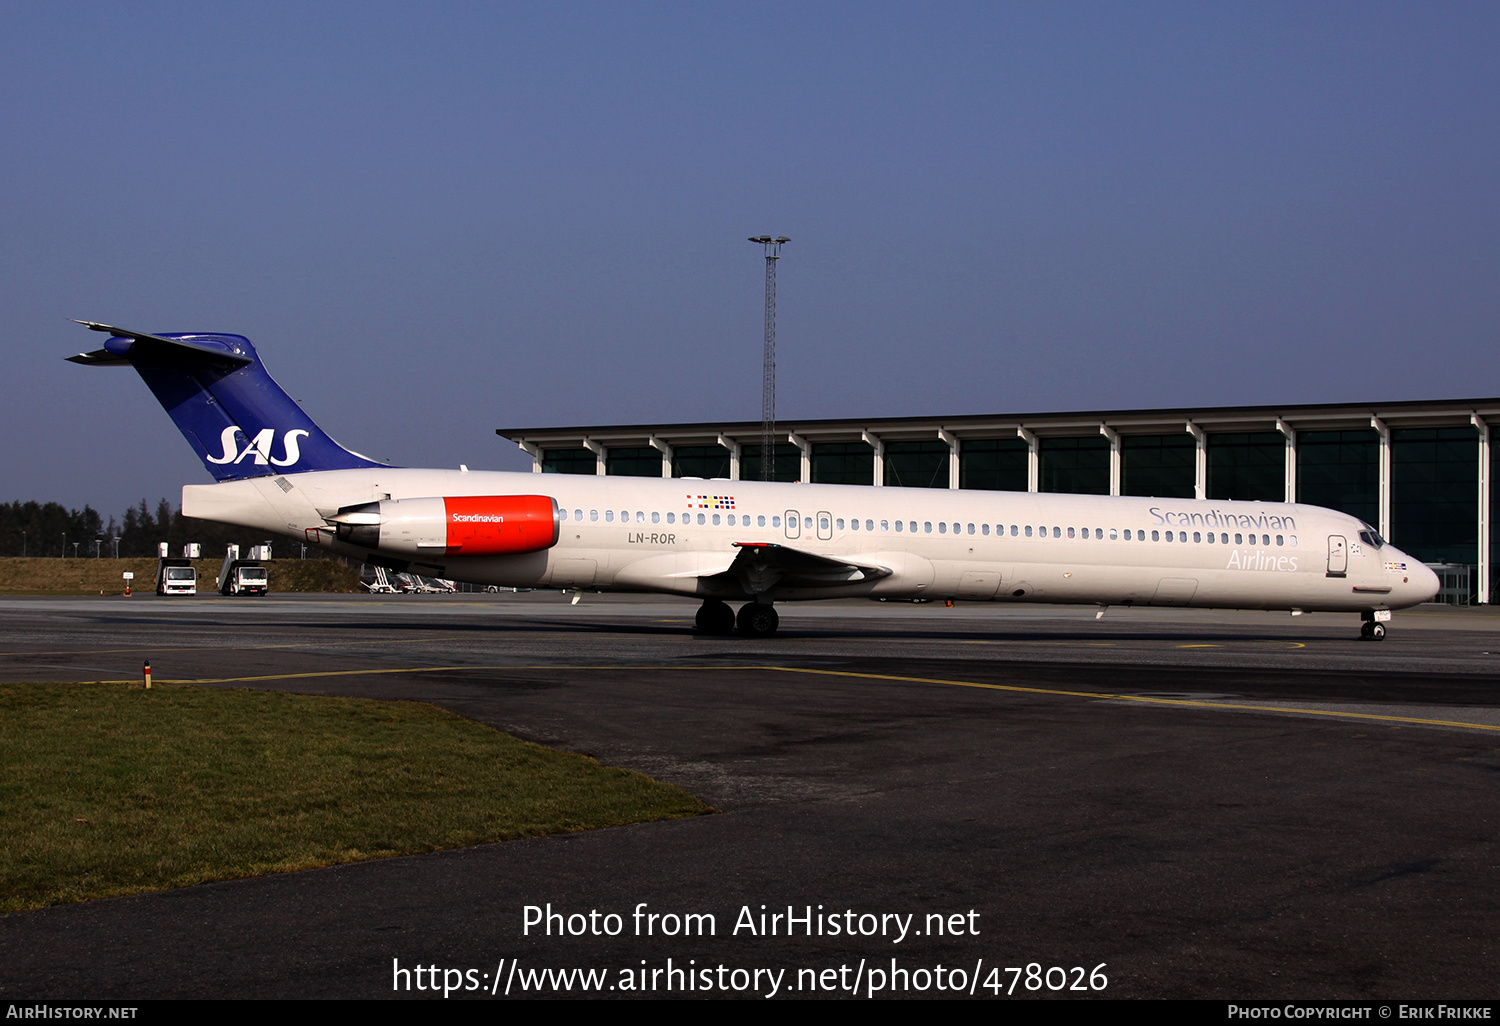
1359 529 1386 548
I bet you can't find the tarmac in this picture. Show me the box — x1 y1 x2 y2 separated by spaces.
1 592 1498 999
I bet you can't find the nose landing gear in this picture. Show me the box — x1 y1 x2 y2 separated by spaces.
1359 609 1389 640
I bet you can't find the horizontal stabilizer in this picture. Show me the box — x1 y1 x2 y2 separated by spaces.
67 320 253 366
65 348 131 366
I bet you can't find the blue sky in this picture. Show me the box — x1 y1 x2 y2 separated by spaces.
4 2 1498 516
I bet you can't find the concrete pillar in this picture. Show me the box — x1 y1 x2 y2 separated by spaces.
788 432 810 483
1099 424 1120 497
582 438 605 476
1187 422 1207 500
1474 414 1490 604
718 434 741 481
1018 427 1038 492
1276 418 1297 503
938 428 959 489
648 436 672 478
1371 417 1390 540
862 431 884 487
518 441 542 473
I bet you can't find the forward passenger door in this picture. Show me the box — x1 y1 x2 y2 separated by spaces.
1327 535 1348 577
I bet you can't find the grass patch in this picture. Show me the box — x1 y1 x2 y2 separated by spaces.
0 682 713 911
0 557 362 594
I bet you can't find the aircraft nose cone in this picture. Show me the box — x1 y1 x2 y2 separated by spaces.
1410 557 1440 603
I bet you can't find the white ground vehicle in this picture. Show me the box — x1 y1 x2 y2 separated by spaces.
156 559 197 596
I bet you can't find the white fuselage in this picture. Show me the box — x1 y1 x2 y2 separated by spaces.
183 468 1440 613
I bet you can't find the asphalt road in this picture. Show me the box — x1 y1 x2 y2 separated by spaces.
2 593 1497 1000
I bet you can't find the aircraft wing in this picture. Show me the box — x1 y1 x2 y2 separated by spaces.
724 541 891 592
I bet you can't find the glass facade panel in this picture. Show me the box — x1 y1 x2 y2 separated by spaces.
740 443 802 482
811 442 874 486
1297 430 1377 524
1391 427 1477 565
605 446 662 477
1120 434 1194 498
1038 436 1109 495
672 445 731 479
1206 432 1284 502
960 438 1028 491
541 448 596 475
884 440 950 488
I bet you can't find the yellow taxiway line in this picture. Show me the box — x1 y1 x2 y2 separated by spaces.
46 662 1500 735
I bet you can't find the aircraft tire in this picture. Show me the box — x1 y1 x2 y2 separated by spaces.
695 600 735 635
736 602 779 637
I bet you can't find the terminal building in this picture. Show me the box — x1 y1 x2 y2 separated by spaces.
500 397 1500 604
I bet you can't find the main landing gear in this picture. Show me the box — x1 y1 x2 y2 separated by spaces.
736 601 779 637
695 599 735 635
694 599 779 637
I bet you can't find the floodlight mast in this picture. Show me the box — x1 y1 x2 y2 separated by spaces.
749 236 789 481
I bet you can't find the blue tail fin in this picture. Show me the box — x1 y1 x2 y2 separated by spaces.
68 321 388 481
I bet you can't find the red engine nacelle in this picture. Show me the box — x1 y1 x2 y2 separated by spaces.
328 495 558 557
442 495 557 555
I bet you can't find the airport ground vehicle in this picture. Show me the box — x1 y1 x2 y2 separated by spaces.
216 544 270 596
155 558 197 596
220 562 268 596
69 321 1439 637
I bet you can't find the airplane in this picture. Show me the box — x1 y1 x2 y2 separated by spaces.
68 320 1440 639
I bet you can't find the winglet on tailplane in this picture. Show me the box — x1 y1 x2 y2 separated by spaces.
68 320 388 481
